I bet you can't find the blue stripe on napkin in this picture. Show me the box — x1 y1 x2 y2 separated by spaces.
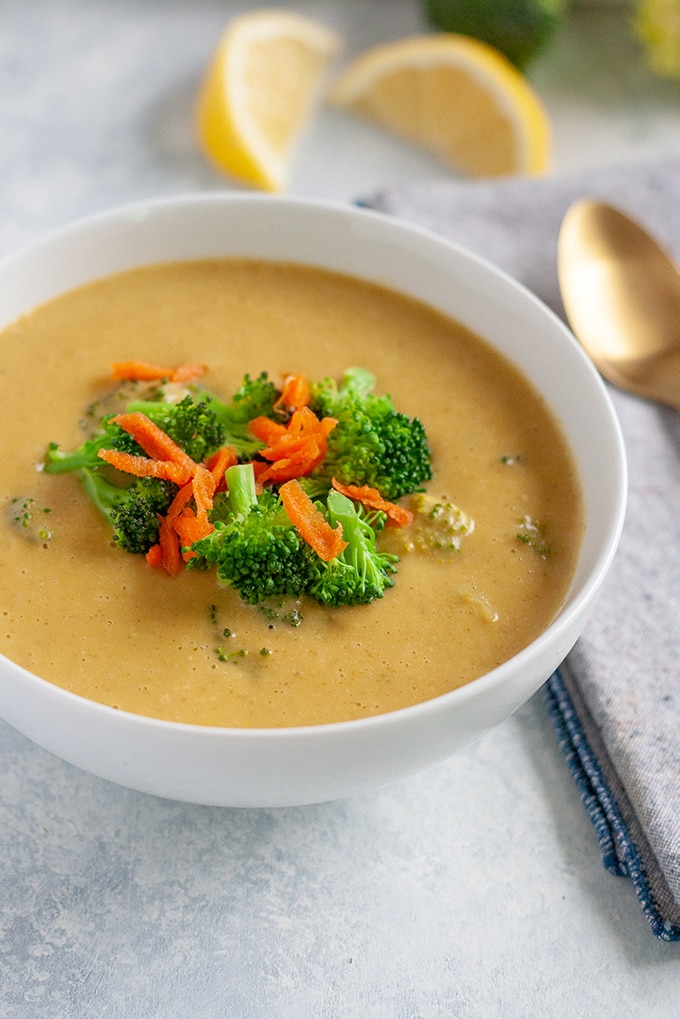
543 670 679 942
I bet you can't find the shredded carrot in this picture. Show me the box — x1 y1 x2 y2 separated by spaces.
165 482 196 520
261 432 321 462
146 485 195 572
157 514 182 576
257 438 325 485
280 479 347 562
250 460 270 489
112 361 175 381
99 410 226 575
289 406 335 437
191 464 217 526
204 446 238 490
318 417 338 439
174 507 214 560
274 373 310 412
111 360 206 383
145 543 163 568
98 410 199 486
254 407 338 484
170 362 207 383
109 412 198 474
147 473 218 573
97 448 194 484
331 479 414 528
248 416 288 445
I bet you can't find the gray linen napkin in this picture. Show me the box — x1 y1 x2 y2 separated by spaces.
362 154 680 940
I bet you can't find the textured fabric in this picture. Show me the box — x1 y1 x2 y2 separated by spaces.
362 153 680 941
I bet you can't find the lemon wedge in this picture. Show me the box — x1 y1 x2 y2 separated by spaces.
197 10 342 191
328 34 551 178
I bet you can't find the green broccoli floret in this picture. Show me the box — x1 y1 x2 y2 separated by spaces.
191 462 318 604
305 367 432 500
41 367 423 611
310 490 398 606
123 394 223 462
110 477 177 553
203 372 279 459
78 469 177 554
44 416 177 554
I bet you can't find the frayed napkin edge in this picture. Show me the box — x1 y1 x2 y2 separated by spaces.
543 670 679 942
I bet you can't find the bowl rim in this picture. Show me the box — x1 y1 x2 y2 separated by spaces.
0 191 628 740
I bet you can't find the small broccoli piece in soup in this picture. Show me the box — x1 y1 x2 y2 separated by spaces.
7 496 53 544
516 515 551 557
399 492 474 553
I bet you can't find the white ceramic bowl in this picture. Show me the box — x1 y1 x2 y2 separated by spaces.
0 194 626 807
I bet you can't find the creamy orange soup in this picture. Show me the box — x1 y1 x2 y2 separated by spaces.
1 260 583 727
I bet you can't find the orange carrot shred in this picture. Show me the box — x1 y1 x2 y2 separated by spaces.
99 411 227 575
280 479 347 562
318 416 338 438
170 362 206 383
274 373 310 412
259 432 320 462
331 479 414 528
98 413 199 492
253 407 337 483
112 361 175 381
248 416 288 444
204 446 238 491
145 543 163 568
249 460 269 489
257 439 325 484
165 482 195 520
175 508 213 560
192 464 217 526
97 448 193 485
286 406 320 434
149 464 220 572
110 412 198 473
111 360 206 383
158 515 182 576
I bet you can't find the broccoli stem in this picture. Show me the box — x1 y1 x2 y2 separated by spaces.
327 489 380 569
44 443 106 473
78 468 126 523
225 463 258 518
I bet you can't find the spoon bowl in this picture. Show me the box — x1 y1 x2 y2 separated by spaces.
558 199 680 410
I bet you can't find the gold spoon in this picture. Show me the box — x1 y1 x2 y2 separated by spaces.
558 199 680 410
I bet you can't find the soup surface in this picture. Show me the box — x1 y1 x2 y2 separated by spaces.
1 260 583 727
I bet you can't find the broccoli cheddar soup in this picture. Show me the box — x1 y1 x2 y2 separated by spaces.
1 260 583 728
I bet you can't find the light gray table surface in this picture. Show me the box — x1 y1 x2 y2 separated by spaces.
2 2 679 1016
